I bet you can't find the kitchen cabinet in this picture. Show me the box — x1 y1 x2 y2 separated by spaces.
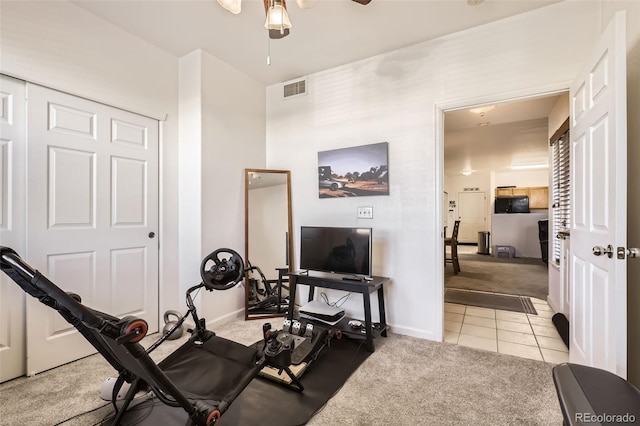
495 186 548 209
528 186 549 209
496 187 514 197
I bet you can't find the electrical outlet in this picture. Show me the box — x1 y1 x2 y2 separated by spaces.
357 206 373 219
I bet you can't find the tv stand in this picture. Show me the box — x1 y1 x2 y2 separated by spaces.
341 276 364 282
286 272 389 352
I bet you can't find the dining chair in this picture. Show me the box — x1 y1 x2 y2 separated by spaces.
444 220 461 274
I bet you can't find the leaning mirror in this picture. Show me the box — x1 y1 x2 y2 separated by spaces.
244 169 293 320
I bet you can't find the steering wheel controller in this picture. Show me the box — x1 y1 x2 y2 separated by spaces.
200 248 245 291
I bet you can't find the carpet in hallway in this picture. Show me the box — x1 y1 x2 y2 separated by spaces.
445 253 548 300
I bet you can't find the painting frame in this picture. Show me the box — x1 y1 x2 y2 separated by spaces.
317 142 389 198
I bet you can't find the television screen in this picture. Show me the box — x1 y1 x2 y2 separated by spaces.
300 226 372 277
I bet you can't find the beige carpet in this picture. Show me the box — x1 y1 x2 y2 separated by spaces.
446 253 549 300
0 319 563 425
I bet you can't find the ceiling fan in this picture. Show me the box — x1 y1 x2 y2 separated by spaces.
216 0 372 39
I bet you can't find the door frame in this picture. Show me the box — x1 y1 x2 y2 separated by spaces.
435 84 569 341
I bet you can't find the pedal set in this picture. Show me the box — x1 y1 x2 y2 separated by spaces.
282 318 314 339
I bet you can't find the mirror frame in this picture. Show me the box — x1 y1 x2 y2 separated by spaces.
244 168 293 320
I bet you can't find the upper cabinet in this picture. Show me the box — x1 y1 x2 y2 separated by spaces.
496 187 514 197
528 186 549 209
495 186 549 209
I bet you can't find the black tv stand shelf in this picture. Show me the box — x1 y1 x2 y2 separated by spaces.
286 272 389 352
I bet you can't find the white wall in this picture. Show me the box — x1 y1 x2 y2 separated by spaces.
493 170 549 188
266 1 602 341
199 51 266 323
178 51 204 301
492 212 549 258
0 1 181 318
178 50 266 324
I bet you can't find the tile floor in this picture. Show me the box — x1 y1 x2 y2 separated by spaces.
445 245 568 364
444 296 569 364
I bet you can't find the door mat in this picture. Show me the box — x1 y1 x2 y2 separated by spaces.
445 289 538 315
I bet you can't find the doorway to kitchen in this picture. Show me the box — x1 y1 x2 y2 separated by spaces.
442 93 568 364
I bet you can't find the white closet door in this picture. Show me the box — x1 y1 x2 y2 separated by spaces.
26 84 159 375
0 75 26 382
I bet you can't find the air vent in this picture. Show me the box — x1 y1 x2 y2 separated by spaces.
283 79 307 99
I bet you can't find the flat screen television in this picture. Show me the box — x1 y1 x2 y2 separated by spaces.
300 226 372 277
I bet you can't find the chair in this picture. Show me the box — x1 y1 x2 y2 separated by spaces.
0 246 267 426
444 220 461 274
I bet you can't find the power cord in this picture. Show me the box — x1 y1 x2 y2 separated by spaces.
54 402 111 425
320 292 351 308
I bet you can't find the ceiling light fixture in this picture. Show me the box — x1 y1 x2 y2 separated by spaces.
264 0 292 38
216 0 371 40
469 105 496 115
510 163 549 170
461 169 473 176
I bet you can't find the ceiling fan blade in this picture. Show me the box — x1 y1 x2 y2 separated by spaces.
351 0 372 4
296 0 315 9
217 0 242 14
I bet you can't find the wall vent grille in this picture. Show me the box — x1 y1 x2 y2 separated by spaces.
283 79 306 98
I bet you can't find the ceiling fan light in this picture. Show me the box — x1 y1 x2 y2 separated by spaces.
217 0 242 14
264 0 292 30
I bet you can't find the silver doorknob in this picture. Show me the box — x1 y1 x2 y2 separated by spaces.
617 247 640 259
593 245 613 258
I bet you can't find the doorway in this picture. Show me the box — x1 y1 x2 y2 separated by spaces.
441 93 567 363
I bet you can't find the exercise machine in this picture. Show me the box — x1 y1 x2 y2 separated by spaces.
0 246 328 425
245 262 289 315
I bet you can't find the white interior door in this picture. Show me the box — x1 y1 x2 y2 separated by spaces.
457 192 486 243
26 84 159 375
0 75 26 382
570 12 627 377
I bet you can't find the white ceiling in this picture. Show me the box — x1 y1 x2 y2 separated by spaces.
444 93 565 176
72 0 561 86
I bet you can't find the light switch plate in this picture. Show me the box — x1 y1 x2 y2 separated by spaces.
357 206 373 219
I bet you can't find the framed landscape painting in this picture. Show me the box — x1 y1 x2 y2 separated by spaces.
317 142 389 198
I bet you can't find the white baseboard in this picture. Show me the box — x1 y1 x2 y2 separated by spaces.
205 308 245 329
388 324 440 341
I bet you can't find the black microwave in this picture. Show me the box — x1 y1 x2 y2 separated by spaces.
495 196 530 213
